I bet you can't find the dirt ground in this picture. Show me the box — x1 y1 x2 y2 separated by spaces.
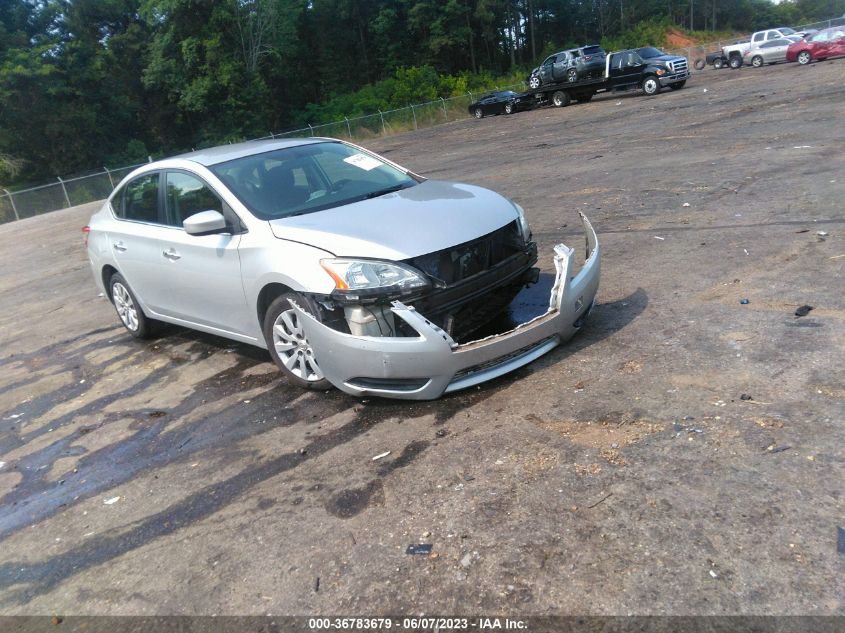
0 61 843 618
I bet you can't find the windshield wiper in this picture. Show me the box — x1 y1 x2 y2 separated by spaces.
364 183 412 199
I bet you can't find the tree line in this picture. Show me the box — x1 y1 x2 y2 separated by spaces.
1 0 842 185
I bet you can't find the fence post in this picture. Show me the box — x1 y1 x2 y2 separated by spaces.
410 104 417 130
378 109 386 135
103 166 114 188
440 97 447 119
345 117 352 138
57 176 71 208
469 91 473 103
308 124 314 137
269 131 275 139
2 188 19 221
148 155 153 163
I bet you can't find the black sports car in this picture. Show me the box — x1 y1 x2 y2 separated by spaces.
468 90 534 119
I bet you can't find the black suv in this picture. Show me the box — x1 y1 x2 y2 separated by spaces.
528 45 606 89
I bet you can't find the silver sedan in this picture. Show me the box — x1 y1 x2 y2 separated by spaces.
744 36 802 67
86 138 600 400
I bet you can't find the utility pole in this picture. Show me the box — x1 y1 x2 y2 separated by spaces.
690 0 694 31
527 0 536 62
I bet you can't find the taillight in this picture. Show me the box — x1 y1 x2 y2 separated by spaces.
82 225 90 248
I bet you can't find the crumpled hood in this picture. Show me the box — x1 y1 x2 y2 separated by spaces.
269 180 519 260
646 54 684 64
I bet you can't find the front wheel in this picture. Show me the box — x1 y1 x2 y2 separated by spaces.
528 75 541 90
751 55 763 68
551 90 570 107
109 273 154 339
797 51 812 65
729 55 742 69
504 102 514 115
473 107 483 119
668 80 686 90
641 76 661 96
264 293 331 390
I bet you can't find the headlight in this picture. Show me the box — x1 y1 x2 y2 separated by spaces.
320 258 429 299
655 68 666 75
512 202 532 243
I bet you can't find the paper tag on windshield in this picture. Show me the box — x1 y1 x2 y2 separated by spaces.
343 153 382 171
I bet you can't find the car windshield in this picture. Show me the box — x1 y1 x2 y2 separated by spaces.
496 91 518 98
582 46 604 55
636 47 666 58
209 141 417 220
780 27 796 35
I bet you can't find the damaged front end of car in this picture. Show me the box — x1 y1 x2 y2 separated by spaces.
293 213 600 400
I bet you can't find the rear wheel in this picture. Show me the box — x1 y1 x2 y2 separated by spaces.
713 57 724 69
473 107 483 119
109 273 154 339
729 55 742 69
797 50 812 65
566 68 578 82
641 76 661 96
751 55 764 68
552 90 570 107
528 75 541 89
575 93 594 103
668 80 686 90
264 292 330 390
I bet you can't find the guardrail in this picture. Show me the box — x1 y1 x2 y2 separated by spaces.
0 84 524 225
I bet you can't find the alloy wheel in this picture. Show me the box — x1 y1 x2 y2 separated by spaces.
112 282 139 331
272 308 324 383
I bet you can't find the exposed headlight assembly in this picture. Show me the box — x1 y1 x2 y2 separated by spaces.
321 258 430 301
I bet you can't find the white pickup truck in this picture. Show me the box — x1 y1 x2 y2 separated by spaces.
721 28 799 67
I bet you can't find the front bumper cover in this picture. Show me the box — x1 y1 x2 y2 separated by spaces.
659 70 690 86
293 213 600 400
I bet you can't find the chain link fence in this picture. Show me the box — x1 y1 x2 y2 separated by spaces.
0 87 523 226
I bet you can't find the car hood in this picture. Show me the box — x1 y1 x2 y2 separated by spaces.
268 180 519 261
646 54 684 63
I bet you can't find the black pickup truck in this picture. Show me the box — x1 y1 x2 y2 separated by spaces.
527 46 690 107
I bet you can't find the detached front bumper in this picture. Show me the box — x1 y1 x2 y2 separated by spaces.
293 213 601 400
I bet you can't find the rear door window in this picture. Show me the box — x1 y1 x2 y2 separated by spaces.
118 173 162 224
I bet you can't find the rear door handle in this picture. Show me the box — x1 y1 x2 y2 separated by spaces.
162 249 181 261
112 242 127 252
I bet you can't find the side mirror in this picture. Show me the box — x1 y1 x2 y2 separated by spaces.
183 210 228 236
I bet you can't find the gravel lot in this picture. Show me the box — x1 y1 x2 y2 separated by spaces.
0 61 843 617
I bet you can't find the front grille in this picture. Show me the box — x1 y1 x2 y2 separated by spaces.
670 59 688 74
405 221 524 285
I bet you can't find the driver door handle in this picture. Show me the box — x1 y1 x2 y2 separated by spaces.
162 248 181 261
112 242 127 252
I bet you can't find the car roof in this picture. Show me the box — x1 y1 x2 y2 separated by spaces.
173 138 326 166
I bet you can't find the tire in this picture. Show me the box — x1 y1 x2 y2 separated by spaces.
751 55 763 68
473 107 483 119
797 50 812 65
668 80 686 90
264 292 331 390
641 76 661 96
713 57 724 69
528 75 541 89
694 58 706 70
504 102 514 115
575 93 594 103
109 272 154 339
551 90 570 107
566 68 578 82
729 55 742 69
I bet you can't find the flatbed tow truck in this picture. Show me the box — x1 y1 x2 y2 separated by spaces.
528 47 691 107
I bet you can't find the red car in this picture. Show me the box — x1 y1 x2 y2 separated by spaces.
787 26 845 65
